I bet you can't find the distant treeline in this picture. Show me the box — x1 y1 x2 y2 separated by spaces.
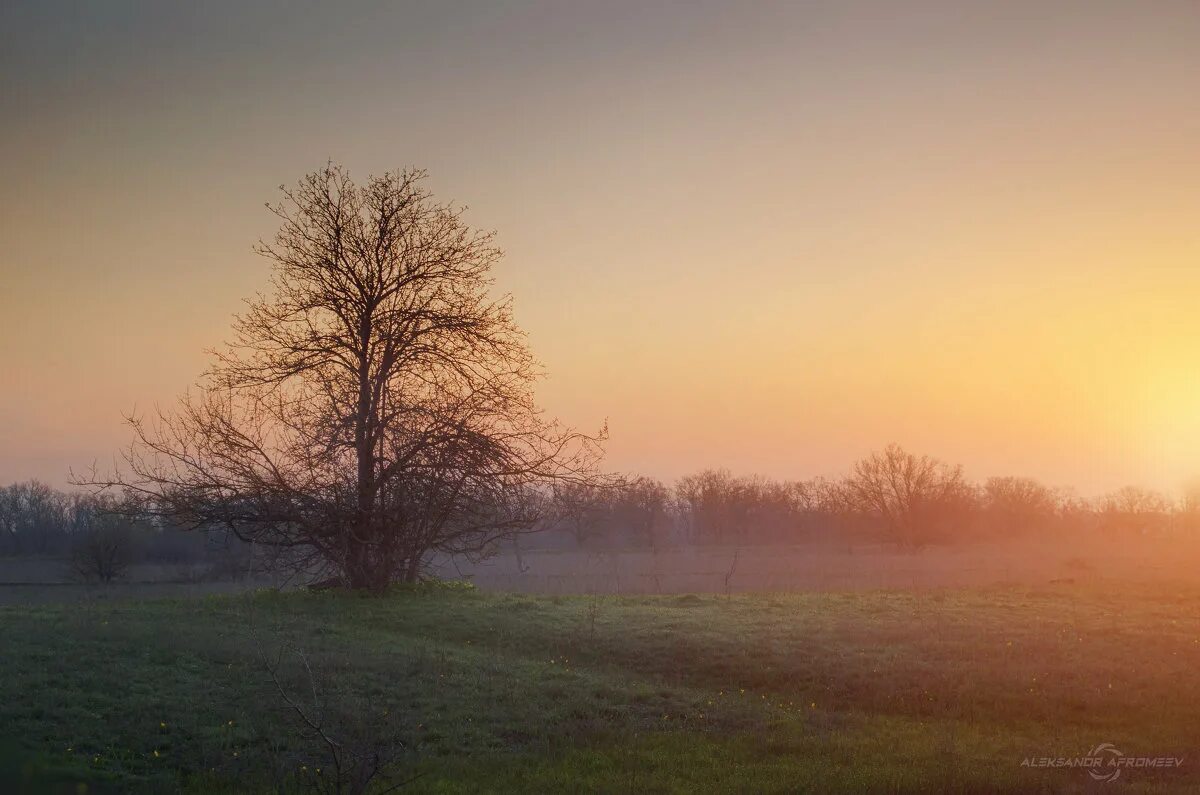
0 481 251 580
553 444 1200 549
4 445 1197 571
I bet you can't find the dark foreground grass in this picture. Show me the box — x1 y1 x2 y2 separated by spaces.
1 581 1198 793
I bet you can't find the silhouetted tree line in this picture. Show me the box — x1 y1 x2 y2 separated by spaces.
0 481 253 579
6 444 1195 574
555 445 1200 550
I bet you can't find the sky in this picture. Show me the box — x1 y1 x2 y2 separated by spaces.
2 1 1199 496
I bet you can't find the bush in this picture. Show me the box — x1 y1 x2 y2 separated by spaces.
70 520 135 583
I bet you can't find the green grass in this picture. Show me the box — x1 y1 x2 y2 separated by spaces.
1 581 1198 792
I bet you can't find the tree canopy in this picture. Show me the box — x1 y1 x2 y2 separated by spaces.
83 165 605 589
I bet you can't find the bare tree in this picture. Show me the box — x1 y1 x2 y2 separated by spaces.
79 165 604 590
1177 481 1200 535
841 444 974 549
620 476 669 547
260 640 415 795
552 481 609 547
1099 486 1172 536
69 501 136 583
981 476 1060 535
0 485 18 549
0 481 70 555
722 546 740 596
673 469 753 545
627 477 671 592
672 471 833 545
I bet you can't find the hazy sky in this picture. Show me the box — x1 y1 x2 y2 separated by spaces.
3 1 1199 495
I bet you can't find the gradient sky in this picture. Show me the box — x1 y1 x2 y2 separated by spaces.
2 1 1199 495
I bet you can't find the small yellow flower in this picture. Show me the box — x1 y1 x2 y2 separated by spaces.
153 750 160 758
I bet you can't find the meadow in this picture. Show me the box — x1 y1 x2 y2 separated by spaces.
1 580 1197 793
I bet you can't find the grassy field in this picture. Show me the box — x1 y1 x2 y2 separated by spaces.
1 582 1197 793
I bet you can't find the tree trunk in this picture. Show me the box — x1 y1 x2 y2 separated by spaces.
348 315 378 590
401 556 420 583
345 537 375 590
